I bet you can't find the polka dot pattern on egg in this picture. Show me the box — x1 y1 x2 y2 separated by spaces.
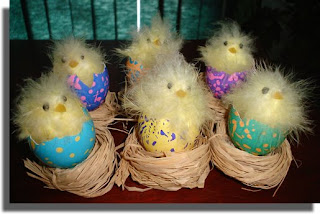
28 114 96 168
68 65 109 111
227 106 286 156
206 66 247 99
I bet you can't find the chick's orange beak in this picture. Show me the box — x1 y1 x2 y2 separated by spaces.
176 90 186 98
69 60 79 68
229 47 237 54
54 104 66 112
273 91 283 100
153 39 160 46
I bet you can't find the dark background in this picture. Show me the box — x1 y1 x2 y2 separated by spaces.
8 0 320 204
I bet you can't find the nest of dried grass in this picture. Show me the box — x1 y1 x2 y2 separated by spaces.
23 92 120 198
209 106 293 194
113 89 224 191
114 126 212 191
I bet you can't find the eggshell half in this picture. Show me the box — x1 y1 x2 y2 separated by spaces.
126 57 146 83
28 114 96 168
228 106 287 155
68 65 109 111
138 114 199 152
206 66 247 99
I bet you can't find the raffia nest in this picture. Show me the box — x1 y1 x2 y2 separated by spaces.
114 126 211 191
23 92 121 198
208 104 293 194
114 90 224 191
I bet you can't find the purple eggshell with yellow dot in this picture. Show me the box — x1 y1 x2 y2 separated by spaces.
68 65 109 111
28 112 96 168
206 66 247 99
228 106 287 156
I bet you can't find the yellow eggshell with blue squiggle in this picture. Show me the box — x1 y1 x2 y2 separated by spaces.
138 114 199 152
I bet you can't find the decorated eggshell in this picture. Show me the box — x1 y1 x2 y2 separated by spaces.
228 106 287 156
28 108 96 168
68 65 109 111
138 114 199 152
126 57 146 83
206 66 247 99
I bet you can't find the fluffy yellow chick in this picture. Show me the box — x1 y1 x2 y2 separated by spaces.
199 21 255 74
224 63 311 136
50 37 106 86
115 14 183 70
123 53 211 151
13 72 89 143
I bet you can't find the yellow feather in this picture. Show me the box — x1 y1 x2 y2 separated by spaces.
13 72 89 143
50 37 106 86
115 14 183 69
223 62 311 137
123 53 212 137
199 21 255 74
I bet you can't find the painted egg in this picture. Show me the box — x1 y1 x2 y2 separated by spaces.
126 57 146 83
28 111 96 168
138 114 199 152
68 65 109 111
206 66 247 99
228 106 287 155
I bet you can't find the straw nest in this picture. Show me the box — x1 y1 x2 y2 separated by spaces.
209 104 293 193
114 88 224 191
114 126 211 191
24 92 121 198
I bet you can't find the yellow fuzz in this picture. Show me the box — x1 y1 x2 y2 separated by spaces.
123 53 212 139
199 21 255 74
13 72 89 143
50 37 106 86
115 14 183 69
223 63 311 136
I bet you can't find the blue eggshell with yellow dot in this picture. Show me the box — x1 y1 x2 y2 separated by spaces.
138 114 199 153
67 65 109 111
228 106 287 156
28 117 96 168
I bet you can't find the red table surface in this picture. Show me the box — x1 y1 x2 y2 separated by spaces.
9 40 320 203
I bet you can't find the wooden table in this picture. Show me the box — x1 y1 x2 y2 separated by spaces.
9 40 320 205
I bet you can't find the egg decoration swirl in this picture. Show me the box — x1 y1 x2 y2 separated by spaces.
123 53 211 152
115 14 183 83
224 63 311 155
199 21 255 99
13 73 96 168
51 37 109 111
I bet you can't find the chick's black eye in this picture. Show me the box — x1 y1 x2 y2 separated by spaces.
42 103 49 111
167 82 173 89
223 41 228 46
239 43 244 49
187 86 191 91
147 38 151 42
262 87 270 94
62 95 67 102
81 55 84 60
61 57 66 63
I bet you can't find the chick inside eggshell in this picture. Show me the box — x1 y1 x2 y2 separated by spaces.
51 38 106 87
199 21 255 74
224 63 311 155
14 72 97 168
115 14 183 79
123 53 212 152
